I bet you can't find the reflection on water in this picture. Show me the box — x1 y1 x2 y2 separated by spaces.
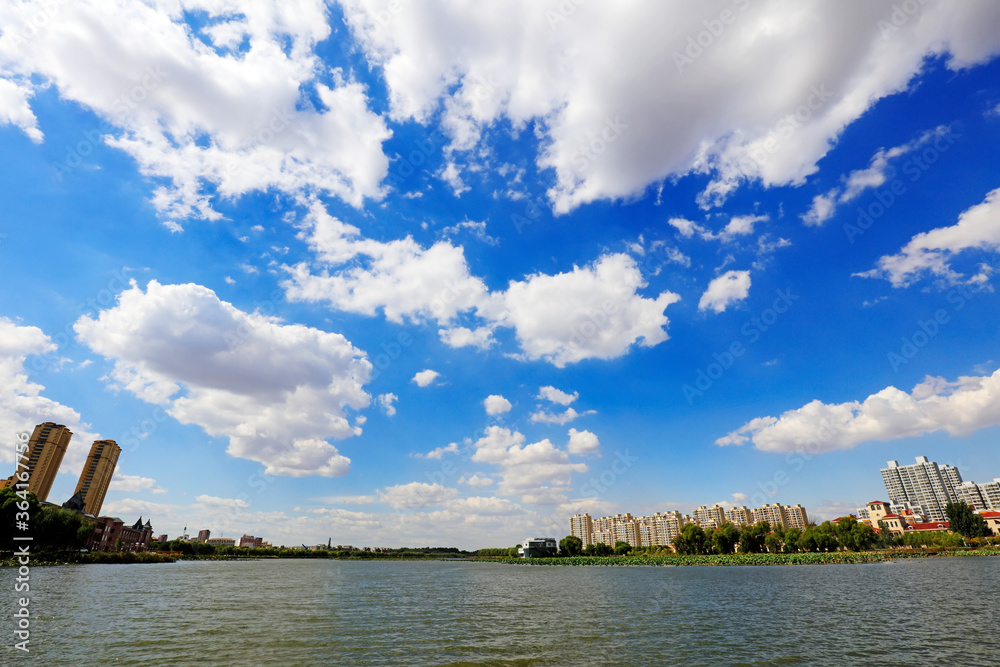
2 556 998 665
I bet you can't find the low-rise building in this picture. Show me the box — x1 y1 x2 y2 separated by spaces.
518 537 557 558
236 534 263 548
89 516 153 552
207 537 236 547
980 511 1000 536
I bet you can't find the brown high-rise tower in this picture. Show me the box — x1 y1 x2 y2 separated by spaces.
74 439 121 517
14 422 73 501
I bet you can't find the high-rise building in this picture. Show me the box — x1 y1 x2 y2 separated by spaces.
74 439 121 516
9 423 73 501
955 481 988 510
725 506 753 527
197 529 211 543
692 504 726 529
980 479 1000 511
881 456 960 522
570 513 593 545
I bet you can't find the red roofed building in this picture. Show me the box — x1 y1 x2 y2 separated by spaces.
904 521 949 532
980 511 1000 536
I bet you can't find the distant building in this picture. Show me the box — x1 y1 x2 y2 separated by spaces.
955 481 987 510
207 537 236 547
692 505 726 530
73 439 121 516
881 456 962 522
197 529 211 543
518 537 557 558
237 534 263 548
570 513 593 545
1 423 73 501
90 516 153 552
725 506 753 527
157 534 168 543
980 511 1000 536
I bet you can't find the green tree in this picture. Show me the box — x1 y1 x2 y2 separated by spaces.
783 527 801 552
584 542 613 556
712 522 739 554
738 522 767 554
673 524 710 555
945 502 990 539
764 533 782 553
613 540 632 555
559 535 583 556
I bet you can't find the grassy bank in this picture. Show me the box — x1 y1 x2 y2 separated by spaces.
471 548 1000 567
1 551 176 566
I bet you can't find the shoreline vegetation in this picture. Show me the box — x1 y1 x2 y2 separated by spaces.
471 547 1000 567
4 546 999 568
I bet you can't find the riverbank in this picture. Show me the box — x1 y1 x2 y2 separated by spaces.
471 547 1000 566
1 551 177 566
0 551 471 567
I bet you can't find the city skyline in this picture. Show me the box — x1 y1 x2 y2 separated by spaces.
1 1 1000 550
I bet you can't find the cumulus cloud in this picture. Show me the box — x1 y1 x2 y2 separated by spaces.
417 442 459 460
496 253 680 367
484 394 512 415
340 0 1000 213
0 318 99 475
716 368 1000 453
567 428 600 456
801 126 955 226
537 386 578 406
287 203 680 367
459 473 494 487
470 426 589 504
377 482 459 510
0 0 391 219
377 393 398 416
412 369 441 387
74 280 370 477
856 187 1000 286
108 468 166 494
698 270 751 313
530 407 596 426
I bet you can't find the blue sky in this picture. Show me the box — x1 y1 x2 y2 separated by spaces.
1 1 999 549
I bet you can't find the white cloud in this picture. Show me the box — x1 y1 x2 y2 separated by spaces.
717 368 1000 453
668 217 707 239
377 482 459 510
438 326 495 350
698 270 751 313
108 467 165 494
418 442 459 460
496 253 680 367
74 280 370 477
412 369 441 387
459 473 494 487
377 393 398 416
0 318 99 477
857 187 1000 286
287 205 679 367
340 0 1000 213
0 78 42 142
566 428 600 456
284 202 489 324
470 426 589 505
484 394 512 415
537 386 578 406
530 407 595 426
194 494 250 510
438 162 469 196
441 219 497 245
802 127 955 226
722 214 768 239
0 0 391 219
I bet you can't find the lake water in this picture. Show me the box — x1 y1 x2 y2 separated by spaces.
3 556 998 665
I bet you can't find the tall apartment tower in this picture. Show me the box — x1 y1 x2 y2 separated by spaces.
16 423 73 501
569 513 593 546
881 456 961 522
74 439 121 516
